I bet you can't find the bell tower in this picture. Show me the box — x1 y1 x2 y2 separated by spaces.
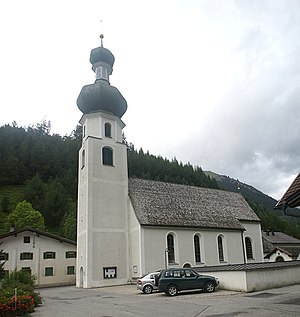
76 35 129 288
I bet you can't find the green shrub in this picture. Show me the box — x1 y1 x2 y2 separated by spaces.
1 270 36 291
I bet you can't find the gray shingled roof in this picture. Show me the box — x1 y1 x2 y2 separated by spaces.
262 231 300 245
128 178 260 230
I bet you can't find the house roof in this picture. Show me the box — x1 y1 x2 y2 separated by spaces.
262 231 300 245
128 178 260 230
262 231 300 260
263 246 300 259
0 227 76 245
276 172 300 209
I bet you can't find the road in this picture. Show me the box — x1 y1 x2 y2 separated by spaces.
33 283 300 317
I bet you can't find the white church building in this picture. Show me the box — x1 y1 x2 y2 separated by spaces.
75 36 264 289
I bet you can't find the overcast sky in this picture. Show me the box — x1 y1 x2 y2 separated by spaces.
1 0 299 200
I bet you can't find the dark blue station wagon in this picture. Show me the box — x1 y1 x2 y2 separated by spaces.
158 268 219 296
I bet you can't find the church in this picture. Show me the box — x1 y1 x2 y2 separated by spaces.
75 36 264 289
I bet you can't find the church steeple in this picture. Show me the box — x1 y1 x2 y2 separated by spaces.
76 35 129 289
77 35 127 118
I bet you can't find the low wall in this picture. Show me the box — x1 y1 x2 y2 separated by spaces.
194 260 300 292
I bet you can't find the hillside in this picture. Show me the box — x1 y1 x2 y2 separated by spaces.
0 122 299 239
205 171 300 223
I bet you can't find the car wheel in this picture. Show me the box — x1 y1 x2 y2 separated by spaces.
143 285 153 294
166 284 178 296
204 282 215 293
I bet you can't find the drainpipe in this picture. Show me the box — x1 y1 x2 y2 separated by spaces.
164 248 169 269
241 231 246 264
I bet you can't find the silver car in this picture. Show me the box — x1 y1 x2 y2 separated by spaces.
137 271 161 294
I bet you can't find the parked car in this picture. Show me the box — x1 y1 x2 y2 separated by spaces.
137 271 161 294
158 268 219 296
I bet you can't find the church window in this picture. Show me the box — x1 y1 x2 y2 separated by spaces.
102 147 113 166
217 235 224 262
81 150 85 169
167 234 175 264
245 237 253 259
194 234 201 263
105 122 112 137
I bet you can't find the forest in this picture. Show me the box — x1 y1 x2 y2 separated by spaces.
0 121 299 240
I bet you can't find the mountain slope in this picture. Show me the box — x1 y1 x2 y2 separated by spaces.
204 171 300 223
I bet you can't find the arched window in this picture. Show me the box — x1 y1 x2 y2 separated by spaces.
217 235 224 262
167 234 175 264
275 256 284 262
102 147 113 166
245 237 253 259
194 235 201 263
81 149 85 169
104 123 111 138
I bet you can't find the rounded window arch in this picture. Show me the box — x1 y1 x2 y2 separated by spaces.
217 234 225 262
102 146 113 166
275 256 284 262
104 122 112 137
167 233 176 264
245 236 254 259
81 149 85 169
193 234 202 263
183 262 191 268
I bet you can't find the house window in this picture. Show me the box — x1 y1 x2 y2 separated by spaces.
45 267 54 276
167 234 175 264
67 266 75 275
21 267 32 275
0 252 9 261
217 236 224 262
23 236 30 243
43 252 56 259
66 251 77 258
105 122 112 137
194 235 201 263
20 252 33 260
102 147 113 166
245 237 253 259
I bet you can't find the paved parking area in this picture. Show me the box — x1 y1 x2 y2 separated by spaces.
33 283 300 317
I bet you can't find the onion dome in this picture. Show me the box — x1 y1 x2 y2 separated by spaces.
77 35 127 118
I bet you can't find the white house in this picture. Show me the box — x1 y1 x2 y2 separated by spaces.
262 231 300 262
0 227 76 287
75 36 265 289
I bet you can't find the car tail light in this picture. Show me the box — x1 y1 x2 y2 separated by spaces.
137 280 142 285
